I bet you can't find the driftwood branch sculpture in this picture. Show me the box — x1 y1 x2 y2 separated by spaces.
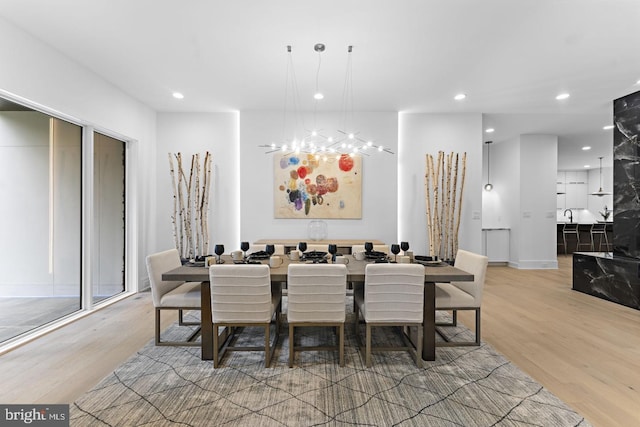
169 151 213 260
425 151 467 261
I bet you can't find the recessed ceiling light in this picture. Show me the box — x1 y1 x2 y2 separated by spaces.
584 165 590 168
313 92 324 100
603 125 614 130
172 92 184 99
454 93 466 101
485 128 495 133
555 93 570 100
582 146 591 150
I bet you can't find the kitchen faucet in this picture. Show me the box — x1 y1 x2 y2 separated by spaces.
563 209 573 223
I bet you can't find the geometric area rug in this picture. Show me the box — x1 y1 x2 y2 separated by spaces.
71 297 591 427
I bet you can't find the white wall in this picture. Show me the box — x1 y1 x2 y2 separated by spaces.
155 112 239 255
510 135 558 269
483 135 558 268
0 16 157 288
240 111 398 246
398 113 483 256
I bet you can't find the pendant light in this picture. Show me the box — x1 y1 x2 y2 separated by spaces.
590 156 611 196
484 141 493 191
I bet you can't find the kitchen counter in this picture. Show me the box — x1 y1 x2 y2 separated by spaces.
557 223 612 254
573 252 639 310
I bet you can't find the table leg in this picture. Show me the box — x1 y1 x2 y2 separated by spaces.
422 281 436 361
201 281 213 360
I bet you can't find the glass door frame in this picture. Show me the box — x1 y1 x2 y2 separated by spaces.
0 89 138 352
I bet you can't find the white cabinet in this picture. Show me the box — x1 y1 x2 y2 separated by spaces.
557 170 587 210
482 229 510 262
557 172 566 209
566 183 587 209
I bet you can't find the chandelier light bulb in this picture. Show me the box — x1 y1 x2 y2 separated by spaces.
341 142 347 148
311 130 318 136
282 145 287 152
484 183 493 191
348 133 355 139
271 143 276 149
378 146 383 152
314 92 324 100
328 137 334 143
367 141 373 146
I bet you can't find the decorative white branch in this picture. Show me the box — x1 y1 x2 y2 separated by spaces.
168 151 213 260
425 151 466 261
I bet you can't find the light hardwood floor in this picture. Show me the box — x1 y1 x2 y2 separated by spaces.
1 256 638 426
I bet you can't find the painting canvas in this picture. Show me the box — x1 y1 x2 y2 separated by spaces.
274 153 362 218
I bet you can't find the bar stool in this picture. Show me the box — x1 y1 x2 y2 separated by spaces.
562 223 580 254
590 223 611 252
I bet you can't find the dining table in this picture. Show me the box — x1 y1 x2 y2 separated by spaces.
162 254 474 362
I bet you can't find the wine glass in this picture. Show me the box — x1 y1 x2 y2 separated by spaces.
265 244 275 257
391 244 401 262
241 241 250 259
364 242 373 253
328 244 338 262
214 244 225 264
400 241 410 255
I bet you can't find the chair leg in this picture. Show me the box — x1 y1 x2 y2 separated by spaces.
475 308 481 345
339 323 345 367
264 324 271 368
213 324 220 368
155 308 161 346
365 324 372 368
288 324 295 368
452 310 457 326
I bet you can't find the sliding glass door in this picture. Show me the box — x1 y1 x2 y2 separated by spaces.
92 132 126 303
0 105 82 342
0 98 129 345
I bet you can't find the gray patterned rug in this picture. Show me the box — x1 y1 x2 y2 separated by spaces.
71 298 590 426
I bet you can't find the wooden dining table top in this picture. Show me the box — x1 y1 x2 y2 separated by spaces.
162 255 473 283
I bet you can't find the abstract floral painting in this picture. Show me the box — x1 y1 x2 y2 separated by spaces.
274 153 362 218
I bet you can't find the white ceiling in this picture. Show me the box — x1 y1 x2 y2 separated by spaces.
1 0 638 169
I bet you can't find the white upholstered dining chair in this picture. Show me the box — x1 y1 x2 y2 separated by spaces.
287 264 347 367
209 264 281 368
435 249 488 346
145 249 201 347
354 263 424 367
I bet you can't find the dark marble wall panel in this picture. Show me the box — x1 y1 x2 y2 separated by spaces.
573 253 640 310
613 90 640 259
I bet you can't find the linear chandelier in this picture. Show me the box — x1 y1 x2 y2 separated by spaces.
260 43 393 158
